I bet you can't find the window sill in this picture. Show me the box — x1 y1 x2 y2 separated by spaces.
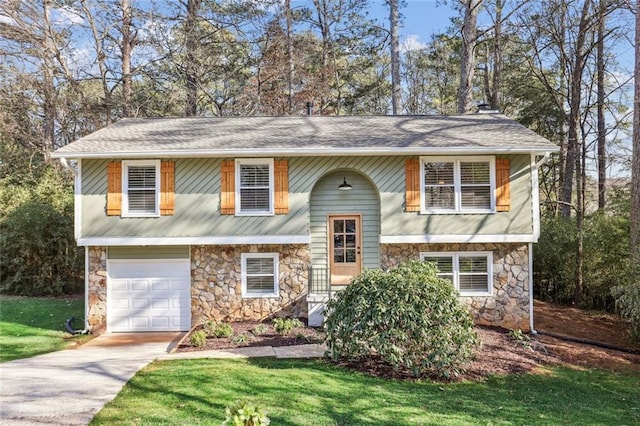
242 294 279 299
459 292 492 297
235 212 275 217
120 213 160 218
420 210 495 215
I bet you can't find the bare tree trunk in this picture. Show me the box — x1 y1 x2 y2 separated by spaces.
42 0 56 155
286 0 294 114
490 0 502 109
631 0 640 267
389 0 401 114
574 124 586 305
121 0 133 117
312 0 330 114
458 0 481 114
597 0 606 211
185 0 201 117
80 0 112 125
560 0 593 218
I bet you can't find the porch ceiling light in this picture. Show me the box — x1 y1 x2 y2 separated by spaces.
338 177 352 191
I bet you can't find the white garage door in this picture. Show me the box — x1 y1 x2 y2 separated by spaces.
107 259 191 332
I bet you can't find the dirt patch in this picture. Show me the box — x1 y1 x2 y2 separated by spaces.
178 301 640 380
534 299 639 350
533 299 640 374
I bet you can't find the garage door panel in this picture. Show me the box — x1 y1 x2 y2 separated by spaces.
131 317 150 329
131 280 150 291
108 259 191 332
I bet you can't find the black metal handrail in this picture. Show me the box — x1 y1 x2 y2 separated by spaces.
309 266 330 294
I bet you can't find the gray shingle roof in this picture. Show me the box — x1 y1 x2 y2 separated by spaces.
51 114 558 159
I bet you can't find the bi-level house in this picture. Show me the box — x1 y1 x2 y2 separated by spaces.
52 114 558 334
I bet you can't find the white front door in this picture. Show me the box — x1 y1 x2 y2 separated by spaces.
107 259 191 332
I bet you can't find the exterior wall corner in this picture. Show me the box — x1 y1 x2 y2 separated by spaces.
87 246 107 334
380 242 531 331
190 244 310 323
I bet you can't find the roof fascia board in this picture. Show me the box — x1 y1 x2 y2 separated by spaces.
52 147 559 160
78 235 311 246
379 234 536 244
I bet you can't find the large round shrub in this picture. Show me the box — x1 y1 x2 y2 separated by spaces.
324 260 478 379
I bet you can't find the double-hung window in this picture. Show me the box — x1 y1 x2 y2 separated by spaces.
420 252 493 296
236 159 274 215
122 160 160 217
421 156 495 213
241 253 279 297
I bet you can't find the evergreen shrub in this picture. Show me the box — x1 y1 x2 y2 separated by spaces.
324 260 478 379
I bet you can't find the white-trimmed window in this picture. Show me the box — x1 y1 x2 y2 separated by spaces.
122 160 160 217
420 252 493 296
241 253 279 297
236 158 274 215
421 156 495 213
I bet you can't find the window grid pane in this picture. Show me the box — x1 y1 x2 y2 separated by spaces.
425 187 455 209
461 186 491 208
459 256 488 273
127 166 156 214
460 162 490 184
459 274 489 292
459 256 489 292
128 190 156 212
424 256 454 284
239 164 270 212
422 159 493 211
422 253 491 294
245 257 276 294
423 162 455 210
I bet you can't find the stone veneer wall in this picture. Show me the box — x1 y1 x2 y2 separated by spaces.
191 244 310 324
380 243 530 331
87 246 107 334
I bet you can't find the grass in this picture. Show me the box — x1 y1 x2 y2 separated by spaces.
92 358 640 425
0 295 87 362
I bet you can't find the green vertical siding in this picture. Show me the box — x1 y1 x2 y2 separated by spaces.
108 246 190 259
309 170 381 270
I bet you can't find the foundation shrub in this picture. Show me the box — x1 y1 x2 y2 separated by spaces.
190 330 207 348
272 317 302 335
324 260 478 379
204 321 233 338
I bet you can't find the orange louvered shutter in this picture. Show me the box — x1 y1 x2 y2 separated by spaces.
160 161 175 215
274 160 288 214
107 161 122 216
405 158 421 212
495 159 511 212
220 160 235 214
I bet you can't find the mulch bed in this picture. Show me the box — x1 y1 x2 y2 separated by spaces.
177 302 640 381
176 321 325 352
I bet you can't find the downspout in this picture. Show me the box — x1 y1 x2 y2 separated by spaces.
528 242 536 334
529 151 551 334
534 151 552 169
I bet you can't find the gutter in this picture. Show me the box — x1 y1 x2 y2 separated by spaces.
50 147 560 160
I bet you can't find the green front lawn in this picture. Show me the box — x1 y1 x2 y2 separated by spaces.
92 358 640 425
0 295 87 362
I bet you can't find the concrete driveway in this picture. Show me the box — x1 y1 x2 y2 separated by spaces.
0 333 182 425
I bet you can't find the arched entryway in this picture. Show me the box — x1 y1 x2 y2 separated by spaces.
308 169 381 293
